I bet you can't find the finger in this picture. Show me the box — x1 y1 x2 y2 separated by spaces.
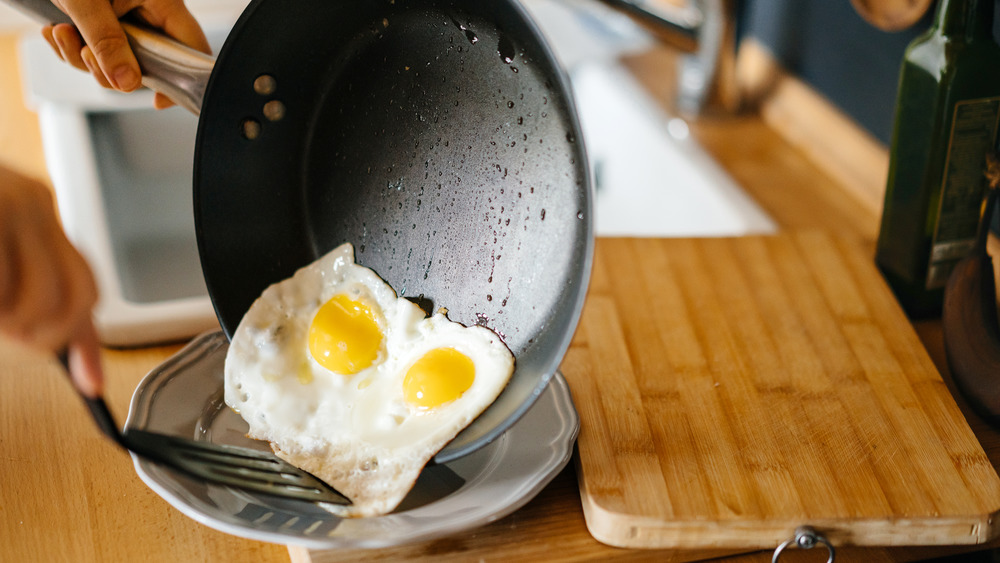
50 25 74 66
57 0 141 92
135 0 211 54
152 92 176 110
81 46 114 90
68 320 103 399
51 23 87 72
41 26 64 62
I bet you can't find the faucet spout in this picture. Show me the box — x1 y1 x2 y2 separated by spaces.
597 0 738 116
598 0 703 53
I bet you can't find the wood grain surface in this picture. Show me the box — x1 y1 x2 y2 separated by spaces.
564 234 1000 549
0 340 292 562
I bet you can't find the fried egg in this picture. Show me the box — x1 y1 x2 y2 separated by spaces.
224 242 514 517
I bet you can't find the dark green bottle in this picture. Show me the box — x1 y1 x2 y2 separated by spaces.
875 0 1000 318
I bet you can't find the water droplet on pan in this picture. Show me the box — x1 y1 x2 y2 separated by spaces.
498 35 515 64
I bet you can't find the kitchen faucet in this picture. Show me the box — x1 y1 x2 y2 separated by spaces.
599 0 738 115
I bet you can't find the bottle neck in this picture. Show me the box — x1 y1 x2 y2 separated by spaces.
934 0 995 40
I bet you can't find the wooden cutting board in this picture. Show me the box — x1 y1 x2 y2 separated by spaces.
563 233 1000 550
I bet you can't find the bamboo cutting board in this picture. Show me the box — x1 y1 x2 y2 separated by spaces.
563 233 1000 550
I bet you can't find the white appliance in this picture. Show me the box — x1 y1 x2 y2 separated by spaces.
20 34 223 346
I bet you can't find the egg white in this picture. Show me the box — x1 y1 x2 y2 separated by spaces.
224 242 514 517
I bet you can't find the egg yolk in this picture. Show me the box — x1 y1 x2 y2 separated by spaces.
403 348 475 409
308 294 382 374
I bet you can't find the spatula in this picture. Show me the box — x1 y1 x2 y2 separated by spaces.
58 351 351 505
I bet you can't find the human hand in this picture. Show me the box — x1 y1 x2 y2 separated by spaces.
41 0 210 109
0 164 103 397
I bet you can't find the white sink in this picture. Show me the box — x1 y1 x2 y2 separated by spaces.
573 62 774 236
525 0 775 237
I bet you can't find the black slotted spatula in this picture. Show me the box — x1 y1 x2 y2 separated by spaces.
58 351 350 505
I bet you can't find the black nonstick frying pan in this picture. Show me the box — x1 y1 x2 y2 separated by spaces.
11 0 592 463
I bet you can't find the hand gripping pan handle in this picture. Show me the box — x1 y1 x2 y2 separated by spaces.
4 0 213 114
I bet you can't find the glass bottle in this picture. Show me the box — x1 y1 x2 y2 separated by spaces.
875 0 1000 318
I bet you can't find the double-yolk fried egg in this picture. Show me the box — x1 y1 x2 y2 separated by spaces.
224 243 514 517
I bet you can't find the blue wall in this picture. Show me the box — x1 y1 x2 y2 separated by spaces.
741 0 933 145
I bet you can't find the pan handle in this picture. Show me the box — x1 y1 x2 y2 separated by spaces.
120 22 214 115
3 0 214 115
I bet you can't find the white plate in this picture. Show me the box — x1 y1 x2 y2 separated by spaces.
124 331 579 549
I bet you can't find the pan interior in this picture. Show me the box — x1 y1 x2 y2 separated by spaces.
195 0 591 461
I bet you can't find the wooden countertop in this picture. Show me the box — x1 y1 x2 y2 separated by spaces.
2 32 999 562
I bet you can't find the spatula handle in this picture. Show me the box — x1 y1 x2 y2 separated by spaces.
2 0 214 115
56 350 126 449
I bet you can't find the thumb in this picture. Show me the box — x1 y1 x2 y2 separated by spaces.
67 320 104 399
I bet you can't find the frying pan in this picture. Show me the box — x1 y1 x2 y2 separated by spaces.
11 0 592 463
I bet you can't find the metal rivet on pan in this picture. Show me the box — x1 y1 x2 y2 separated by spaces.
241 118 262 140
253 74 277 95
263 100 286 122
